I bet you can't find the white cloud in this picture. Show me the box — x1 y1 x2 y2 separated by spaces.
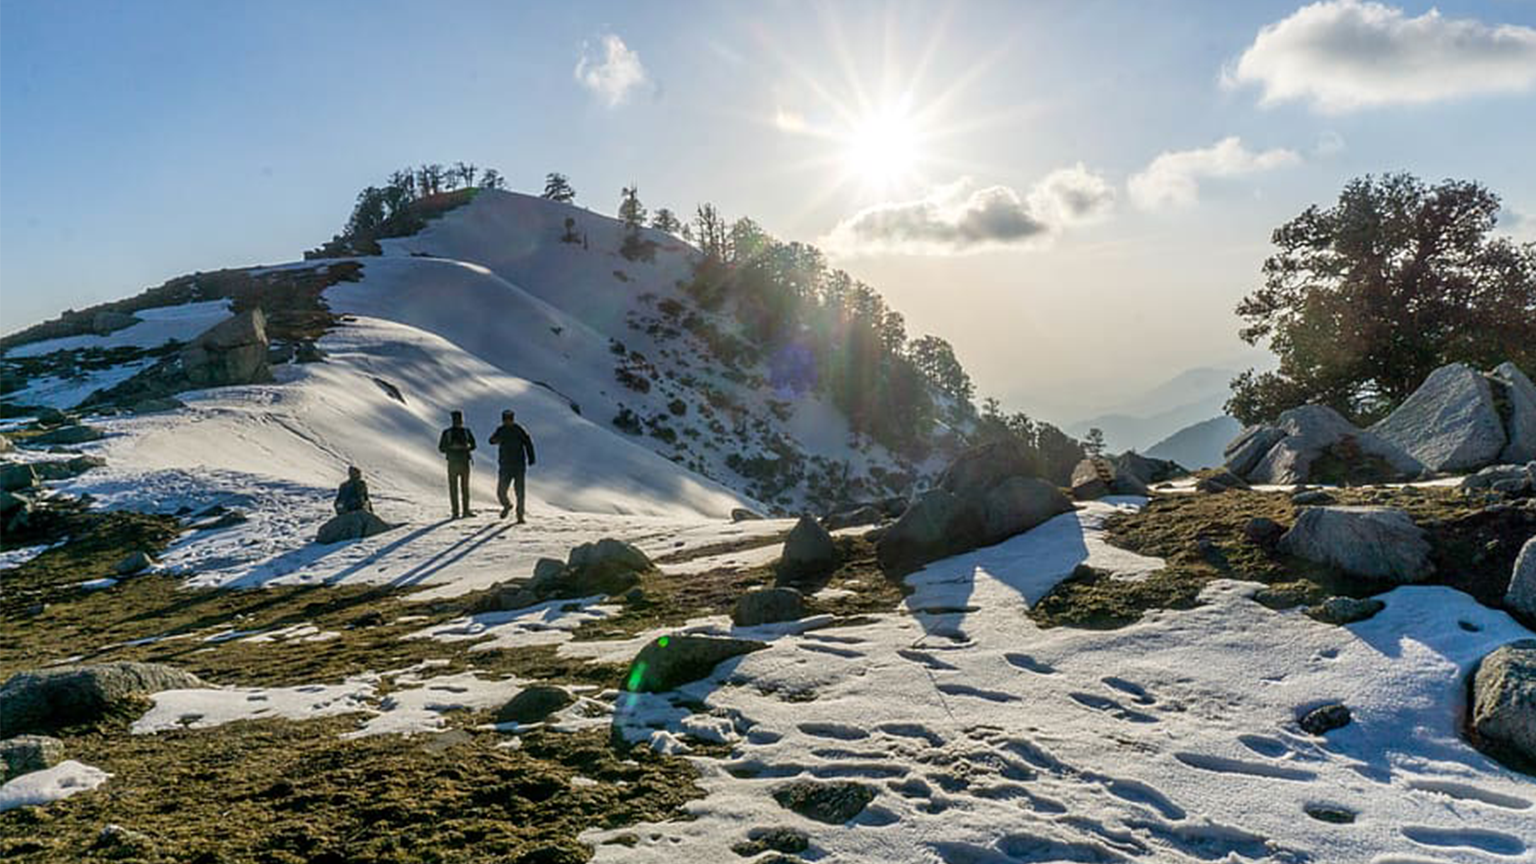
1313 130 1346 158
1498 207 1536 243
824 179 1049 257
1028 163 1116 226
825 166 1115 257
1228 0 1536 113
575 34 649 107
774 106 807 134
1128 137 1300 211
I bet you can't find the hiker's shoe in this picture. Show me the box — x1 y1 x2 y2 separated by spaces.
516 515 526 524
500 505 511 519
463 510 477 518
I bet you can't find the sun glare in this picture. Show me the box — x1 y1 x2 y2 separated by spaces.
842 106 922 189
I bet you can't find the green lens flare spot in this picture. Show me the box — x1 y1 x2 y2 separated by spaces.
658 636 670 648
626 661 648 691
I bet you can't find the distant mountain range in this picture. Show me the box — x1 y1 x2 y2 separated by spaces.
1145 416 1241 469
1066 367 1236 453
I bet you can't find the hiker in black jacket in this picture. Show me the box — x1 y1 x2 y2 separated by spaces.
334 466 372 514
489 409 536 522
437 410 476 519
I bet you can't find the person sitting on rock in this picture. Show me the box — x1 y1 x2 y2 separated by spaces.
334 466 373 514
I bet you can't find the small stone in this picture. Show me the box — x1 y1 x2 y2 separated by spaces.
771 780 875 824
731 826 811 857
0 735 65 781
1304 804 1356 824
1291 490 1335 506
732 587 806 627
1243 517 1285 550
1305 596 1386 625
1298 703 1352 735
730 507 765 522
494 685 574 725
114 551 156 575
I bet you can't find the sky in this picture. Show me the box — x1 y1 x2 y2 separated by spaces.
3 0 1535 423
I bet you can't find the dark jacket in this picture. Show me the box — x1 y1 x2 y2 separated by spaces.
335 478 371 514
438 426 476 465
489 422 536 470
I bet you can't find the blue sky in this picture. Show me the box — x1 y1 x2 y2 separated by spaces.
3 0 1534 420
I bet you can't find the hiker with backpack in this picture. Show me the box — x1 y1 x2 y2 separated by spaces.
437 410 476 519
489 409 536 522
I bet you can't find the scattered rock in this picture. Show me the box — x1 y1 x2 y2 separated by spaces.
623 635 767 693
180 308 274 388
31 455 107 481
1278 506 1433 582
1070 458 1148 500
0 662 208 735
92 824 156 859
1491 362 1536 464
731 826 810 857
733 587 806 627
771 780 875 824
1371 362 1507 472
1113 451 1185 485
1304 805 1356 824
936 438 1038 499
776 515 838 583
730 507 765 522
1298 703 1352 735
1507 536 1536 620
1470 639 1536 766
1231 405 1421 485
821 505 884 531
532 557 566 583
1291 490 1335 506
1305 596 1385 625
0 735 65 782
114 551 155 575
28 424 104 446
568 538 652 574
494 686 574 725
876 489 983 575
1243 517 1286 550
314 510 393 544
1 462 38 492
469 586 539 614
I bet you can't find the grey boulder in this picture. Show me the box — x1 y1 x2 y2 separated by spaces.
1470 640 1536 766
732 587 806 627
568 538 652 574
876 489 983 575
0 662 208 735
1224 426 1286 477
29 424 104 446
622 634 767 693
180 308 274 388
983 476 1074 540
494 685 573 724
1 735 65 781
1244 405 1421 485
1370 362 1506 473
114 551 156 575
1278 506 1433 582
1507 536 1536 620
314 510 393 544
821 505 884 532
777 515 839 582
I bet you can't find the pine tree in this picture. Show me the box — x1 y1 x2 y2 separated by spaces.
1084 427 1106 458
478 168 505 190
618 185 646 229
543 172 576 202
651 208 681 234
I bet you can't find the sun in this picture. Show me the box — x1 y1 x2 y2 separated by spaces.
840 104 923 190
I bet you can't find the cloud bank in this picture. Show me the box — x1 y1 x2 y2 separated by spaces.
824 167 1115 257
575 34 649 107
1128 137 1299 210
1229 0 1536 113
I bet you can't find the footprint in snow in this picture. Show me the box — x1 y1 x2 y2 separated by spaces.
1100 676 1154 704
1068 692 1158 724
1406 778 1532 810
1236 733 1290 759
1003 652 1055 674
897 649 959 671
1400 825 1526 856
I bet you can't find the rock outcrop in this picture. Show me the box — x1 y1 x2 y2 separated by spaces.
180 308 274 388
314 510 393 544
0 735 65 781
1370 362 1507 473
0 662 207 735
1277 506 1433 582
1223 405 1421 485
1 463 37 492
622 634 766 693
876 441 1073 575
1491 362 1536 464
1069 458 1148 500
1470 640 1536 767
